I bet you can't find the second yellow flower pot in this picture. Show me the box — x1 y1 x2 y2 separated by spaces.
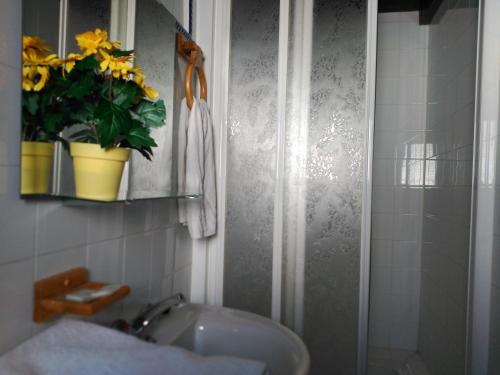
70 142 130 201
21 141 54 194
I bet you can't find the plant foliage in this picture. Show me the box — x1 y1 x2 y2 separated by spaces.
60 29 166 160
21 36 67 145
21 30 166 160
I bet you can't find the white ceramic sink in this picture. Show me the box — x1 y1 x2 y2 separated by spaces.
148 303 310 375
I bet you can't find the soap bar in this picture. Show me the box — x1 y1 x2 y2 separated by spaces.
89 284 123 298
64 285 124 303
64 288 96 303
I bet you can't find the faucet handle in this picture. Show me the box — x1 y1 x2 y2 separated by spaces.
130 293 186 336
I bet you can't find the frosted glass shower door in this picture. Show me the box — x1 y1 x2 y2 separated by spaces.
223 1 369 374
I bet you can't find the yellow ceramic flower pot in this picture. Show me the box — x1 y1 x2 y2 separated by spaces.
21 141 54 194
70 142 130 201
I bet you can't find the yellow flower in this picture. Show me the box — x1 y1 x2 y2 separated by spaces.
22 66 35 91
22 35 62 92
75 28 120 56
23 35 50 53
22 65 50 92
142 85 159 100
33 66 50 91
99 49 134 79
64 53 85 73
132 67 159 99
23 48 60 67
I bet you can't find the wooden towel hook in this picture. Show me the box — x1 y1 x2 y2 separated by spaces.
176 33 207 109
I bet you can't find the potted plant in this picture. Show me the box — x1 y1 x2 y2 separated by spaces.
21 36 66 194
61 29 166 201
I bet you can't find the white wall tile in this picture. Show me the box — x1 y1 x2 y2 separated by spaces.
36 246 87 279
377 49 400 77
0 0 22 69
392 241 420 268
392 267 420 296
164 226 176 275
394 214 420 242
371 10 428 353
161 275 174 298
174 225 192 270
87 239 123 283
394 187 422 214
173 265 191 300
371 213 394 240
369 319 391 347
375 105 403 131
87 204 124 243
373 158 395 186
124 202 153 235
371 267 392 294
0 0 189 355
376 76 401 105
390 318 418 350
150 229 167 299
378 12 400 23
151 200 178 229
124 233 153 292
372 186 394 213
0 64 21 166
37 203 88 254
0 173 36 264
371 239 393 267
377 22 400 50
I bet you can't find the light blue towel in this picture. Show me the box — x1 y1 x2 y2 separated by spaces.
0 319 269 375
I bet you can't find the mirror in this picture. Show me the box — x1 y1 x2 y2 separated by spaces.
20 0 197 202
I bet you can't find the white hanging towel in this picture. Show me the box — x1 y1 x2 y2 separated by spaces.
177 98 190 224
184 98 217 239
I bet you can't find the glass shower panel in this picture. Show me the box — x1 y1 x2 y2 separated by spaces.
282 1 367 373
223 0 279 318
419 3 478 374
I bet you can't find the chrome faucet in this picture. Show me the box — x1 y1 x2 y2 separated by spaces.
130 293 186 338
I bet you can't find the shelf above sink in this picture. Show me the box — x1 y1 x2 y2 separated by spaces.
21 192 201 204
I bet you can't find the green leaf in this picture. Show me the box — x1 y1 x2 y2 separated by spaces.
74 55 99 71
111 49 134 57
67 73 94 99
42 112 64 135
132 99 166 129
23 93 39 115
70 102 97 124
125 126 157 149
112 80 141 108
95 100 130 147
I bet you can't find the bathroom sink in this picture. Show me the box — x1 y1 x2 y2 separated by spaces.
147 303 310 375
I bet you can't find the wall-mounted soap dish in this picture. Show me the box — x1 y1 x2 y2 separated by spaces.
34 267 130 323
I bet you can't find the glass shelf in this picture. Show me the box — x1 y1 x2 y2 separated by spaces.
21 192 201 204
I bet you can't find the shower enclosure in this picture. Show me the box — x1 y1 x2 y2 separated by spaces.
368 2 479 374
224 1 367 373
216 0 499 374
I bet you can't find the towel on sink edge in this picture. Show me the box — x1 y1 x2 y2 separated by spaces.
0 319 269 375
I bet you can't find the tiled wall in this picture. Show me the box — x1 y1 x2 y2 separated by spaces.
0 0 192 354
369 11 429 351
417 3 478 374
